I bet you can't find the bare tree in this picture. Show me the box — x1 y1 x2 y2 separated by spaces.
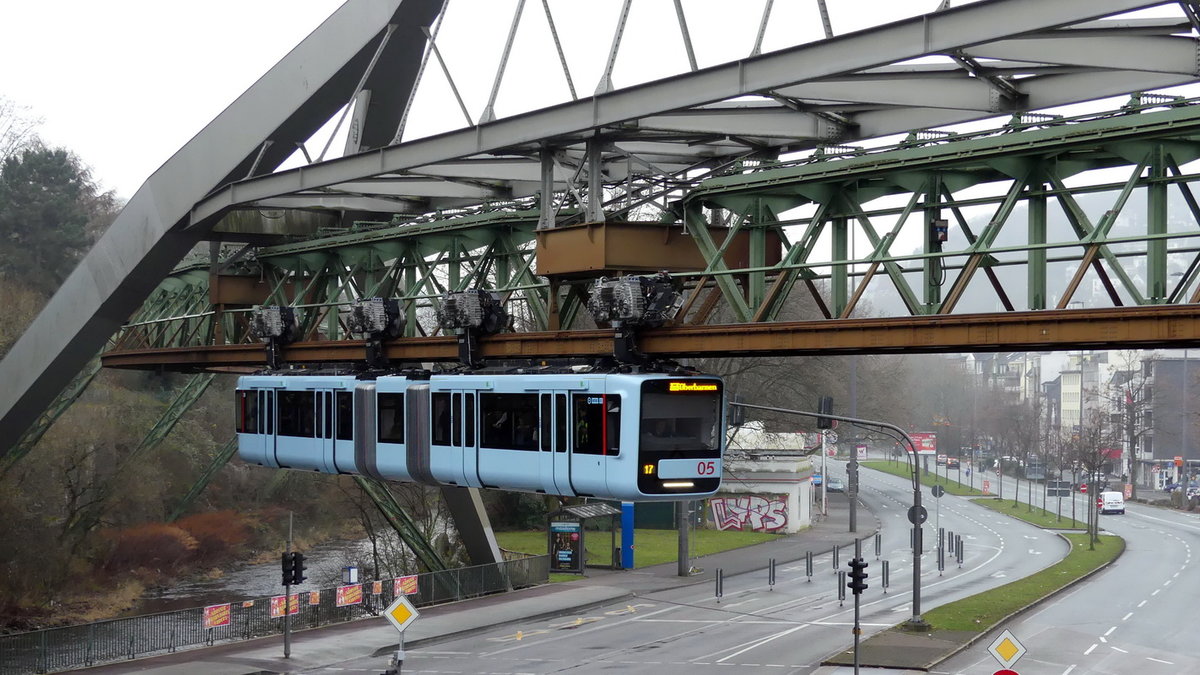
0 96 41 162
1068 409 1123 548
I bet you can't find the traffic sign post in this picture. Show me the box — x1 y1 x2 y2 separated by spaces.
383 594 420 674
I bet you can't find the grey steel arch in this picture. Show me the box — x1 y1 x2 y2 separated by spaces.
0 0 441 453
1 0 1197 456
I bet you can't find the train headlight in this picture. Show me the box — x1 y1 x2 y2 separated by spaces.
586 272 681 327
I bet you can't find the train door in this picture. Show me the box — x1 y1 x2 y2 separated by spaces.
318 390 337 473
538 392 573 495
428 387 479 487
332 388 357 474
236 387 277 468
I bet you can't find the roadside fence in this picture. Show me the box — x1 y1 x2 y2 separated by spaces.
0 554 549 675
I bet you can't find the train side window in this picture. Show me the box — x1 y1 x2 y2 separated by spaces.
606 395 621 456
555 395 567 453
452 393 462 446
465 394 476 447
377 393 405 443
336 391 353 441
480 393 538 451
236 390 258 433
432 393 451 445
573 394 617 455
540 395 551 452
278 391 316 437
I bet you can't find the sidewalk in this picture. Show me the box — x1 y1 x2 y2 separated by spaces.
76 497 880 674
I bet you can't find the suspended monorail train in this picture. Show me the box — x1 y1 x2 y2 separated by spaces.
235 368 725 501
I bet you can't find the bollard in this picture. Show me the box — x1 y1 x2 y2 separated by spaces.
716 568 724 603
874 533 881 559
833 544 840 571
938 527 944 554
838 570 846 606
947 529 955 552
937 544 945 575
806 550 813 582
956 536 964 567
769 558 776 591
882 560 890 593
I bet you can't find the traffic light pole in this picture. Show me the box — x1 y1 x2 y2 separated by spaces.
731 402 929 630
284 512 293 659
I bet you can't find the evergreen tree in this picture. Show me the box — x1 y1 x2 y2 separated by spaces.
0 147 111 291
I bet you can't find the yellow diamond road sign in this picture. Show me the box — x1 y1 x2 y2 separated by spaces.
987 629 1026 668
384 594 419 633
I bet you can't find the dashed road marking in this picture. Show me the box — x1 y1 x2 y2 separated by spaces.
1104 626 1116 636
1084 644 1097 655
1148 657 1174 664
1122 612 1133 621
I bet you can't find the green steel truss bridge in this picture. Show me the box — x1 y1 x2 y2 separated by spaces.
7 0 1200 566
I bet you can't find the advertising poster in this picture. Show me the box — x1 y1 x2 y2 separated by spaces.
548 520 585 573
202 603 231 630
336 584 364 607
372 580 383 595
269 594 299 618
394 575 419 596
908 432 937 455
308 591 320 605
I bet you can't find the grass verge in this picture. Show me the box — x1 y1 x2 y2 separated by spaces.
972 497 1086 530
861 461 986 496
497 528 781 569
921 533 1123 630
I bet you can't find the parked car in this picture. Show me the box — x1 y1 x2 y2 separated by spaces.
827 477 845 493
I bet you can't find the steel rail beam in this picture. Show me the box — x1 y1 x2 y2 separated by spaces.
189 0 1167 224
100 306 1200 370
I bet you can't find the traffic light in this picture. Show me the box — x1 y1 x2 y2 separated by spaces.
817 396 834 429
281 552 295 586
291 552 307 586
281 551 308 586
847 557 869 595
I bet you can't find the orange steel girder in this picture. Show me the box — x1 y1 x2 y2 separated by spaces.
101 305 1200 371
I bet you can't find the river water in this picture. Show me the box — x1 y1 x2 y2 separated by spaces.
129 538 381 616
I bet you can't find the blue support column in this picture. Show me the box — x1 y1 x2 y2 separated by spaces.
621 502 635 569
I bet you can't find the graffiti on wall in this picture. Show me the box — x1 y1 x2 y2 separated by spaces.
709 495 788 532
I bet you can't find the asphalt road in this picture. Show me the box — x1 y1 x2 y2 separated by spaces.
936 471 1200 675
312 463 1066 674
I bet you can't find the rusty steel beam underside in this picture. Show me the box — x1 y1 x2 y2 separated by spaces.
100 306 1200 371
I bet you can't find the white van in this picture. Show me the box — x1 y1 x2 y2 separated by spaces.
1098 491 1125 515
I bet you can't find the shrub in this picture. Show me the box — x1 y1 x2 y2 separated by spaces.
103 523 198 574
176 511 250 563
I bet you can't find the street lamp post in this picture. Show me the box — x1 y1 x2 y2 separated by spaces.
732 402 930 630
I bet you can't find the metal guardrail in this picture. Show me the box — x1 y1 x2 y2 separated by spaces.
0 555 549 675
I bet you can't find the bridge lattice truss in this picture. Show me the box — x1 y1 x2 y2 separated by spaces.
7 0 1200 452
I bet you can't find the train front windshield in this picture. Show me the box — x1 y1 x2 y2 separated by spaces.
637 379 723 495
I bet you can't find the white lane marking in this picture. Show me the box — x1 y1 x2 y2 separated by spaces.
1104 626 1116 636
1063 665 1077 675
1138 600 1147 608
1152 589 1160 596
1148 657 1175 664
1122 612 1133 621
1100 636 1107 643
1173 571 1180 578
1085 644 1097 655
1164 579 1172 587
1111 646 1129 653
711 624 808 663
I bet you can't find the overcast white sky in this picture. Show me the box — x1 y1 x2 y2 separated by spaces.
1 0 956 199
